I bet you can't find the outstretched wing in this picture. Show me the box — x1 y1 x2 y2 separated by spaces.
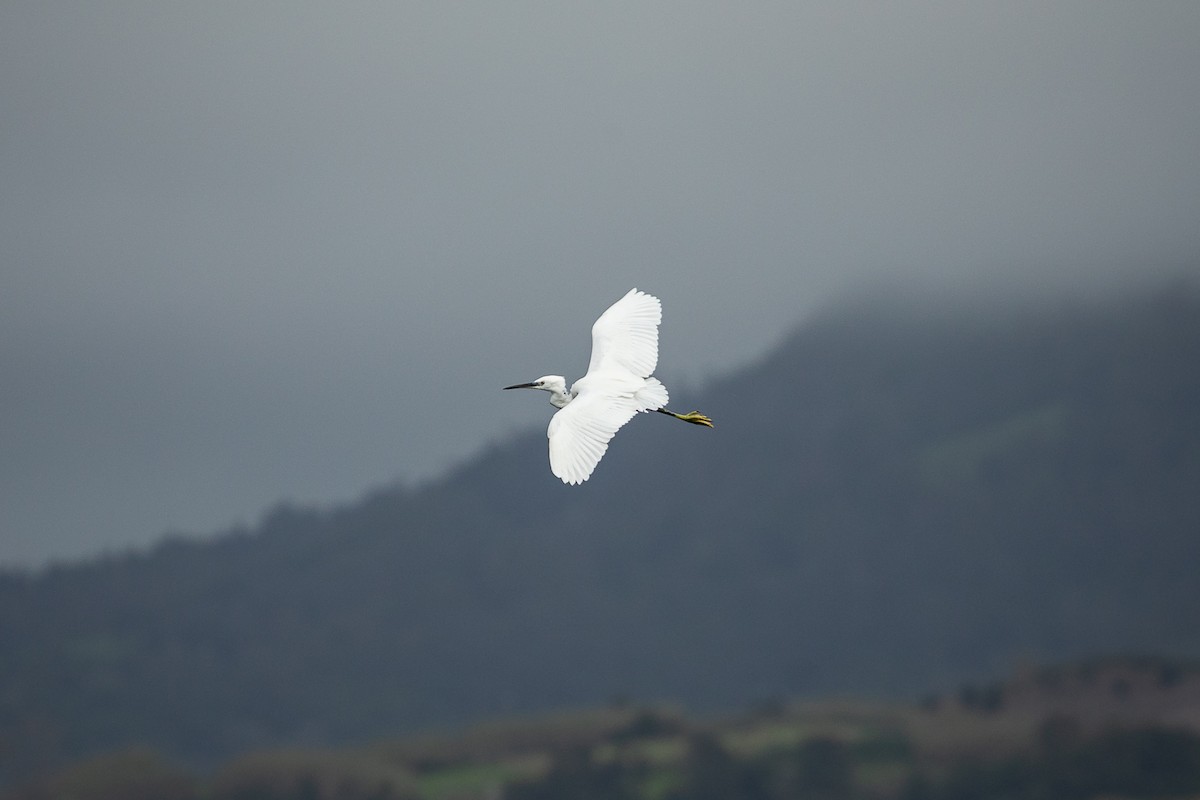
547 389 641 485
586 288 662 378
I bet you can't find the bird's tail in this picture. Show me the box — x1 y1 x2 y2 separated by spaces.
636 377 670 411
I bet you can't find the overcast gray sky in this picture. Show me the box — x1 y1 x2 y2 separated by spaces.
2 2 1198 567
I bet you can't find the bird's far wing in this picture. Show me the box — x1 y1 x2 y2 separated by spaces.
586 288 662 378
546 390 641 484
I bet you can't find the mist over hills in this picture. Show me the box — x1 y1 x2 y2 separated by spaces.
2 282 1198 780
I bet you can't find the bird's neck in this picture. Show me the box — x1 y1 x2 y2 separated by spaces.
549 389 572 409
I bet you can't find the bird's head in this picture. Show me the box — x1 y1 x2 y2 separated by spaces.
503 375 566 394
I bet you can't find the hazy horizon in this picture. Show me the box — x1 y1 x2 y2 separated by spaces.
3 3 1199 567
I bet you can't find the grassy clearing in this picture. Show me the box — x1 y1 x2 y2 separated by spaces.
416 755 545 800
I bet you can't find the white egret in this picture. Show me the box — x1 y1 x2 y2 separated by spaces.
504 288 713 484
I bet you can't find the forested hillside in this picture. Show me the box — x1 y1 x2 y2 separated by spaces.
2 283 1198 782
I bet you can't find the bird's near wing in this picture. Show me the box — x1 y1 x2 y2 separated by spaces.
586 288 662 378
547 390 641 484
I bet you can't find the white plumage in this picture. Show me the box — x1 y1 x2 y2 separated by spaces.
504 288 712 484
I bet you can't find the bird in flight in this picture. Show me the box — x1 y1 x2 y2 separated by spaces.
504 288 713 484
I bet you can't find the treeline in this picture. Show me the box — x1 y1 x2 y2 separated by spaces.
905 725 1200 800
507 724 1200 800
8 658 1200 800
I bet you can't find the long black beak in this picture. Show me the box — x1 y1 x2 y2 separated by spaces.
503 382 537 390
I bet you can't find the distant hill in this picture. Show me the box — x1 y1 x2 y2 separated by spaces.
2 281 1198 781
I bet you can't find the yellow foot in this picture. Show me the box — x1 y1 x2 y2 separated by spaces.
674 410 714 427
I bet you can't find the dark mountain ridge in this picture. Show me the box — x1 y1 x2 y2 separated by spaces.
2 282 1198 781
